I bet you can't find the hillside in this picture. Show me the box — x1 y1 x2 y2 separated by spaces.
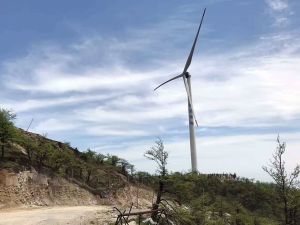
1 109 300 225
0 169 99 208
0 124 153 210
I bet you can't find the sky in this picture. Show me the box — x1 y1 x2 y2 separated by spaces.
1 0 300 181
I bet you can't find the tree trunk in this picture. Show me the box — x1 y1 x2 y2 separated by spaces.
295 209 298 225
284 198 289 225
151 179 164 221
86 170 91 184
1 144 4 159
79 168 82 178
38 157 44 171
292 208 296 225
284 193 289 225
26 149 32 166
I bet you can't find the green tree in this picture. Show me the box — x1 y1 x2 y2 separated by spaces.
22 138 38 166
106 154 120 166
83 148 96 161
35 137 53 170
49 148 70 173
82 149 97 184
0 109 17 159
263 136 300 225
145 138 168 177
118 158 133 176
144 137 168 222
84 163 95 184
95 153 106 165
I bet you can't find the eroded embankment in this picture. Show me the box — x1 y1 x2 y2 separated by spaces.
0 169 154 209
0 169 100 208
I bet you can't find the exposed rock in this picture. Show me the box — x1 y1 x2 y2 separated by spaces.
0 169 100 208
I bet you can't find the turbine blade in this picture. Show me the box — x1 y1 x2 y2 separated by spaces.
183 8 206 74
183 77 199 127
154 73 184 91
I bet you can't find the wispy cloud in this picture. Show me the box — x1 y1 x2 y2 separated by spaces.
112 132 300 180
266 0 289 11
1 2 299 179
34 118 80 132
265 0 291 27
2 31 298 166
1 94 117 112
2 29 300 133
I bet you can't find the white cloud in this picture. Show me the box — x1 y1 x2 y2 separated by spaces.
75 103 185 125
111 132 300 181
274 16 289 27
87 126 149 137
265 0 291 27
3 31 300 135
1 5 300 179
1 94 116 112
266 0 289 11
7 66 151 94
33 118 80 133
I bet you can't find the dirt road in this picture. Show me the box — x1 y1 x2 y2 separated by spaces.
0 206 116 225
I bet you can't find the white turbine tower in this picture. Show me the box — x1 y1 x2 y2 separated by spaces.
154 8 206 172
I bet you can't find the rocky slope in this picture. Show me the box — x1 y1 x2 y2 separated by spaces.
0 168 154 211
0 169 100 208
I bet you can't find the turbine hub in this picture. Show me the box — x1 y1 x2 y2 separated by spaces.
185 72 191 78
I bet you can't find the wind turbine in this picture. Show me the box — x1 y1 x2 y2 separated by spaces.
154 8 206 172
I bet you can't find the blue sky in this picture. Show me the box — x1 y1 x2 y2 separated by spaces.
1 0 300 180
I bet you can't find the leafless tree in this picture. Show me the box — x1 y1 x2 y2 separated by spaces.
263 135 300 225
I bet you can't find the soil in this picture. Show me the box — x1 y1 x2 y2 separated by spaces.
0 206 115 225
0 169 154 224
0 169 100 208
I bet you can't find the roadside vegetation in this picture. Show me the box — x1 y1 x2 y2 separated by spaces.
140 140 300 225
1 108 299 225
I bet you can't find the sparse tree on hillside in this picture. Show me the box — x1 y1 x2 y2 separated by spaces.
82 149 97 184
145 138 168 177
106 154 120 166
65 156 78 178
22 138 38 166
0 109 17 159
82 148 97 162
129 164 135 176
118 159 130 175
49 148 70 172
84 162 96 184
263 136 300 225
35 136 53 170
144 137 169 221
95 153 106 165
